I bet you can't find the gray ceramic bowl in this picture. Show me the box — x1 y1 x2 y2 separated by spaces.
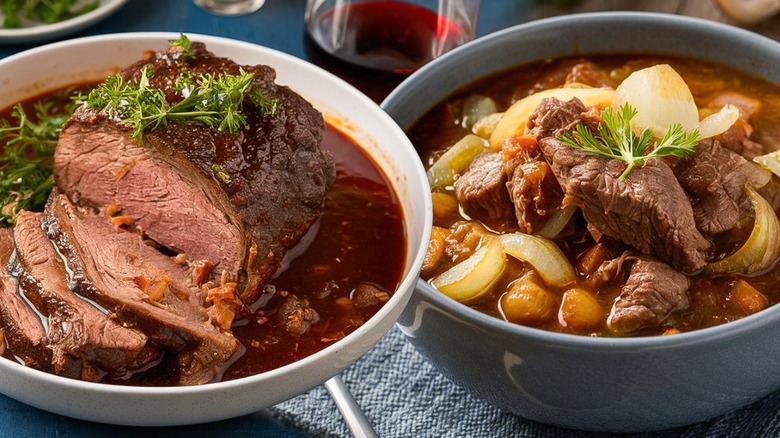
382 12 780 433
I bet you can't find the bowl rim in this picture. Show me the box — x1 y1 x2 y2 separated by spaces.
0 31 430 396
386 11 780 350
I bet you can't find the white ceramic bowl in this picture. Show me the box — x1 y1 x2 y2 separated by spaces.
0 33 431 426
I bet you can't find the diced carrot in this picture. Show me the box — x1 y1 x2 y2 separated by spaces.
728 279 768 316
576 243 610 276
111 215 133 228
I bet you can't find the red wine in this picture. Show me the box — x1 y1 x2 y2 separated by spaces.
307 1 465 74
304 35 406 104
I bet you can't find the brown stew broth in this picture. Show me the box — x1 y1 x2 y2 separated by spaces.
224 126 406 380
409 55 780 336
0 88 406 384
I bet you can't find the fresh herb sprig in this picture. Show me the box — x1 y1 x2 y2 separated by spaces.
0 0 99 28
81 65 278 141
560 103 700 180
169 34 195 61
0 92 80 223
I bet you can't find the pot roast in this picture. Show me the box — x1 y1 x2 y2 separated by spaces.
55 41 336 305
0 40 336 384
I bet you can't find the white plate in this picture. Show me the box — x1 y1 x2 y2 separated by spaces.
0 32 431 426
0 0 127 45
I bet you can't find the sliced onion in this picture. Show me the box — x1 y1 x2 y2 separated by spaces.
697 104 740 139
536 205 577 240
431 236 506 302
461 95 499 130
471 112 504 139
705 184 780 275
426 134 487 189
753 150 780 178
431 231 576 302
489 86 615 150
499 232 576 287
613 64 699 138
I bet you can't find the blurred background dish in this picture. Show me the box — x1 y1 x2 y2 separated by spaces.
0 0 128 45
193 0 266 16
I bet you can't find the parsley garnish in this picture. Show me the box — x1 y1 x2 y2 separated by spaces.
0 90 80 223
81 65 278 141
560 103 700 180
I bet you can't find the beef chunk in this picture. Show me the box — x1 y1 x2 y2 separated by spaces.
528 97 591 140
13 211 154 380
717 118 763 159
707 92 763 159
502 136 564 234
54 41 336 305
671 138 771 235
277 294 320 335
453 152 513 226
595 252 691 333
0 228 49 370
44 194 241 385
565 61 617 88
444 221 491 264
533 98 711 273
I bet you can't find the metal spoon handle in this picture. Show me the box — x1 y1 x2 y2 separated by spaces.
324 375 378 438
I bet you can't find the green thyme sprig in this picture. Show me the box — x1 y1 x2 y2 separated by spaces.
0 91 80 223
81 65 278 141
560 103 700 180
169 33 195 61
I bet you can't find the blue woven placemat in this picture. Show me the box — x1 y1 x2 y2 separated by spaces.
270 325 780 437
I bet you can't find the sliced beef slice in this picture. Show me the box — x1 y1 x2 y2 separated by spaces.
0 228 49 370
453 151 513 226
44 194 241 385
595 252 690 333
54 41 336 304
502 135 564 234
671 138 771 235
532 97 711 273
13 211 155 380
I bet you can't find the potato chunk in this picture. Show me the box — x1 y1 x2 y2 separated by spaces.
500 273 557 326
559 287 603 330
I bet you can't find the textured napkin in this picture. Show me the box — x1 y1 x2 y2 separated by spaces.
271 325 780 437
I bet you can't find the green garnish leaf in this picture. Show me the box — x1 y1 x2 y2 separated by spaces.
0 89 81 224
560 103 700 181
81 66 279 141
169 33 195 61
